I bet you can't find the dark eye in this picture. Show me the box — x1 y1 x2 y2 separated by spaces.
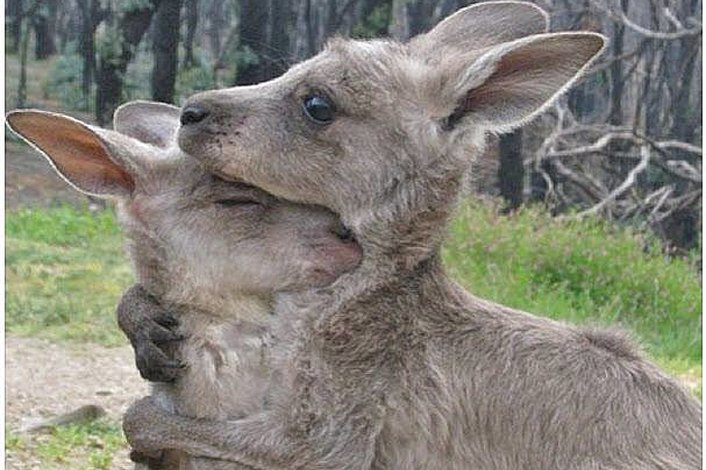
303 94 335 124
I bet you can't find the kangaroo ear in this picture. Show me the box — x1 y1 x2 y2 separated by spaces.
411 1 549 56
6 110 138 198
114 100 181 148
438 32 606 133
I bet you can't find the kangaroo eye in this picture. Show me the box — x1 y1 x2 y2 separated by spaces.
303 95 335 124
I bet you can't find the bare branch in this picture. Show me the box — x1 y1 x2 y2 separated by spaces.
654 140 703 156
591 0 702 39
537 130 702 162
651 189 702 224
550 159 607 203
576 146 652 218
647 186 675 224
663 7 685 30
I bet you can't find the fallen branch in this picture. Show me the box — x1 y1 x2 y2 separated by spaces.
591 0 702 40
538 131 702 161
576 145 651 218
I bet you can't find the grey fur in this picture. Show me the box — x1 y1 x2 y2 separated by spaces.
123 2 700 469
6 104 361 470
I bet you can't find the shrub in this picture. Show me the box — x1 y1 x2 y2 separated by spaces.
42 46 90 111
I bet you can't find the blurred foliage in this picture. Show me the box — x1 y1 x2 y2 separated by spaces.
352 4 392 39
119 0 153 14
123 49 153 101
94 27 123 67
42 43 90 110
175 55 217 103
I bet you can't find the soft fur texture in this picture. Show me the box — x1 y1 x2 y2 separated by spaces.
118 2 699 468
7 104 361 470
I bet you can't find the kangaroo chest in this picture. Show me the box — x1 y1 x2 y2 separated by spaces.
153 312 272 420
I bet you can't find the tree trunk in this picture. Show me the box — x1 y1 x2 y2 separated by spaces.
55 0 71 53
183 0 199 68
236 0 270 85
152 0 183 103
207 0 226 62
77 0 101 107
96 58 125 126
7 0 24 54
293 0 315 60
498 130 525 211
95 4 155 126
17 14 32 108
266 0 290 78
32 5 57 59
389 0 435 40
670 36 699 143
608 0 627 125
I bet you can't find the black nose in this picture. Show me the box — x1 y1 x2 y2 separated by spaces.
180 105 209 125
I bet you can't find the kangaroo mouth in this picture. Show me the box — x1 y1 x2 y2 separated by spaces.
213 179 268 208
214 174 357 245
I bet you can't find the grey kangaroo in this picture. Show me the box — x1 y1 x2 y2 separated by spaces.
6 103 362 470
122 1 701 469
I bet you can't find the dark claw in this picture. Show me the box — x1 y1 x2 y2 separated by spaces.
154 312 180 329
147 322 184 345
135 342 185 383
117 284 186 383
129 449 164 466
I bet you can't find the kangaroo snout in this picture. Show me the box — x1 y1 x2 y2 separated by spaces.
180 89 254 129
179 92 228 130
180 105 209 126
178 88 296 200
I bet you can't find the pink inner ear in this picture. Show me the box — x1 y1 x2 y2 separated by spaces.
8 112 135 196
459 34 605 127
463 45 566 112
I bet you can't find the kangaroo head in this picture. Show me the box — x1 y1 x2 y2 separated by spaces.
6 104 362 313
178 1 605 268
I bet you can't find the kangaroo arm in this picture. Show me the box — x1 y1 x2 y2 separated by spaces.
117 284 185 382
124 396 378 470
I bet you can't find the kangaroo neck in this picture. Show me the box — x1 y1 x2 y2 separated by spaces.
278 247 448 326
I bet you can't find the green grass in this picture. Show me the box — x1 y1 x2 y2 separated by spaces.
6 205 133 346
443 200 701 386
6 419 125 470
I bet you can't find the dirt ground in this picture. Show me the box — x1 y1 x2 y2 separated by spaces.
5 336 148 469
5 139 86 210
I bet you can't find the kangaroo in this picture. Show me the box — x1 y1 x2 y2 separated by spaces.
6 103 362 470
121 2 701 469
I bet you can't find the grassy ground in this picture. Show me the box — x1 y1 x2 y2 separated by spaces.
5 202 702 467
6 421 125 470
6 50 137 469
6 207 134 469
6 206 133 346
